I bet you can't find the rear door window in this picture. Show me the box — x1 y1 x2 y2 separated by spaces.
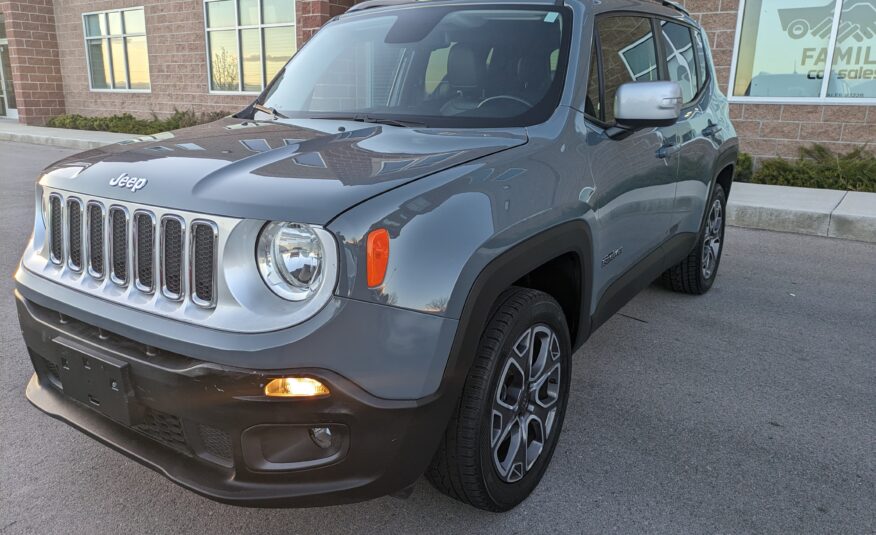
659 21 698 103
692 28 709 94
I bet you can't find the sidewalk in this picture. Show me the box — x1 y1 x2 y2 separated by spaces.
727 183 876 243
0 118 134 150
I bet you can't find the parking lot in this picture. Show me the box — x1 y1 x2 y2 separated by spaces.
0 140 874 534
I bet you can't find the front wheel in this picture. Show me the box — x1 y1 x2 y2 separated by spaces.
426 287 571 511
661 183 727 294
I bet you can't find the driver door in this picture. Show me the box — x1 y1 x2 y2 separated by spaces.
582 14 679 299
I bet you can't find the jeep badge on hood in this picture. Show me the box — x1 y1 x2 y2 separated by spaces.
109 172 148 192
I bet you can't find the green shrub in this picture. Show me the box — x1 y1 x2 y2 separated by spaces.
749 144 875 193
735 152 753 183
46 109 231 135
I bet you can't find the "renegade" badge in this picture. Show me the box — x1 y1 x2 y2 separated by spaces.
109 173 148 192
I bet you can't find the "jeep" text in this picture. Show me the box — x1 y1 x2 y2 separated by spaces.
109 173 148 192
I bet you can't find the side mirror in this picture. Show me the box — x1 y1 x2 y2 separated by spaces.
614 81 683 128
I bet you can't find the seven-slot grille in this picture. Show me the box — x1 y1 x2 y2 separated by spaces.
46 193 218 308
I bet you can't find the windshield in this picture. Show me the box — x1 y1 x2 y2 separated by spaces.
261 5 571 128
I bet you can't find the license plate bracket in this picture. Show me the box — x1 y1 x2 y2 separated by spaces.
55 337 139 426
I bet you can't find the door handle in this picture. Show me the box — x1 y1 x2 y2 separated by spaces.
656 142 681 159
702 122 722 138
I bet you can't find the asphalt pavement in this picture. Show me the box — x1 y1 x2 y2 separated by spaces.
1 140 874 534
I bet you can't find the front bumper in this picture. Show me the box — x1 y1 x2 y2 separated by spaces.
16 292 456 507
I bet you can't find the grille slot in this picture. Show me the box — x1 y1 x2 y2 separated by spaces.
109 206 129 285
160 216 185 300
66 198 83 271
134 211 156 293
191 221 217 308
49 194 63 264
87 202 105 278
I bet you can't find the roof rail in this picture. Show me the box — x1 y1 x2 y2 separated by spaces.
347 0 432 13
348 0 566 13
658 0 691 16
347 0 691 15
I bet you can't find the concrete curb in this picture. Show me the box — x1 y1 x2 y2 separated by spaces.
0 131 112 150
727 183 876 243
0 120 134 150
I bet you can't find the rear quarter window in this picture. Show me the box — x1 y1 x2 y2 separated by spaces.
693 28 709 93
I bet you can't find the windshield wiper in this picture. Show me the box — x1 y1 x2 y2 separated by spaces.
253 102 288 119
313 114 426 128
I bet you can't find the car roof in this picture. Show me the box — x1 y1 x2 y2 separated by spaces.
346 0 696 25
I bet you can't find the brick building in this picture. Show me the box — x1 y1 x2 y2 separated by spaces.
0 0 873 160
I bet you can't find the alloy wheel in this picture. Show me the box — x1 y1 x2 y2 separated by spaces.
491 324 562 483
701 197 723 280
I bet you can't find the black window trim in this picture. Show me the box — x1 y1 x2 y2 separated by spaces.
583 32 607 126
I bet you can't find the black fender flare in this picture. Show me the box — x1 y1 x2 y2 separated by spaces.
697 142 738 233
436 220 594 407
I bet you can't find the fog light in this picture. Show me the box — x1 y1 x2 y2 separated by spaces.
309 427 333 449
264 377 330 398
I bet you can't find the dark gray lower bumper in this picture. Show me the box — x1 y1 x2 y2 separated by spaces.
18 292 456 507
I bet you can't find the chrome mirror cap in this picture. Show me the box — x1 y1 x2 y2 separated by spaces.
614 81 683 128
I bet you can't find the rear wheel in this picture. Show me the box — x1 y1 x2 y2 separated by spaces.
426 287 571 511
661 183 726 295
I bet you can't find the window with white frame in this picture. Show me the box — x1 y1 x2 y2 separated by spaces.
204 0 297 93
83 8 150 91
730 0 876 103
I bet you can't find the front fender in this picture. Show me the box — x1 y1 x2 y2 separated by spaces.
328 172 597 347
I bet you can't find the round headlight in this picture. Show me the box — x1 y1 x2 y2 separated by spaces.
257 222 325 301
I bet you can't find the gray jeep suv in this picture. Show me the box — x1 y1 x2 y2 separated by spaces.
15 0 737 511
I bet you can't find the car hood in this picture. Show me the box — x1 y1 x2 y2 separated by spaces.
38 117 527 224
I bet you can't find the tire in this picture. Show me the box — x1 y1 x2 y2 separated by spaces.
661 183 726 295
426 287 572 511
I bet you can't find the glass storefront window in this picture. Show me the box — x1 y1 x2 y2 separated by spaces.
1 12 17 117
83 8 151 91
209 30 239 91
826 0 876 98
204 0 297 93
731 0 876 102
240 28 262 92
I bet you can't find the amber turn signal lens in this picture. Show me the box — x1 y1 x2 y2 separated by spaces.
366 228 390 287
264 377 330 398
